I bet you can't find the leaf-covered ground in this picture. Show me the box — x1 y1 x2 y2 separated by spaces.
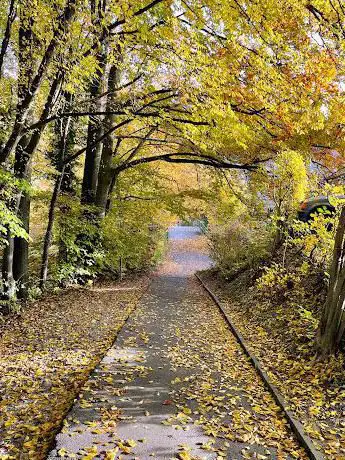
0 276 149 459
49 226 307 459
202 269 345 459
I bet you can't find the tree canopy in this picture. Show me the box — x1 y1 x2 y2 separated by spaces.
2 0 345 352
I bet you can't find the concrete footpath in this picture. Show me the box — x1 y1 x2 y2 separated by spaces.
48 226 306 459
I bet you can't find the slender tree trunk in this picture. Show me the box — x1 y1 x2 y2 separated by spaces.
2 234 15 303
2 233 16 301
40 95 74 289
40 167 65 289
271 202 285 254
317 207 345 354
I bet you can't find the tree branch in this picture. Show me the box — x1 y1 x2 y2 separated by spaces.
109 0 165 31
114 152 259 173
26 88 177 131
124 127 157 163
26 108 208 132
63 118 133 165
81 73 144 105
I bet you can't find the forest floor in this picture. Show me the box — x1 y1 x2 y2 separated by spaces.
46 226 307 460
202 265 345 459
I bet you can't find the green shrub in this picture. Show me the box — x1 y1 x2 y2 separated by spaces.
102 199 167 275
209 218 272 278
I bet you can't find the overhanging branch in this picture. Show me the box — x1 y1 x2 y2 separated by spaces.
114 152 260 173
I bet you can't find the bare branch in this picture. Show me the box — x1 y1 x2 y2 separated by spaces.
124 127 157 162
81 73 144 104
63 119 133 165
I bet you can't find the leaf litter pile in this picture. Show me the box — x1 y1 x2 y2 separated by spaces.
203 270 345 459
0 277 149 459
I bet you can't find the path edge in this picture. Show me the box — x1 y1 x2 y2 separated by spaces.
195 273 325 460
47 277 153 457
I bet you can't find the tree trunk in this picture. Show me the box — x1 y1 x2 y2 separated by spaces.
40 95 75 289
317 206 345 355
81 0 110 204
2 233 15 303
0 0 76 164
1 9 33 300
105 169 119 214
2 14 63 299
13 182 31 299
3 133 33 300
7 76 63 298
40 167 65 289
81 49 108 204
95 64 121 217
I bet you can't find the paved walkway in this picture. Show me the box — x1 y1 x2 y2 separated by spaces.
48 226 305 459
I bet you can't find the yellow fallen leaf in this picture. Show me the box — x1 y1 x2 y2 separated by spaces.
104 449 118 460
177 451 192 460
